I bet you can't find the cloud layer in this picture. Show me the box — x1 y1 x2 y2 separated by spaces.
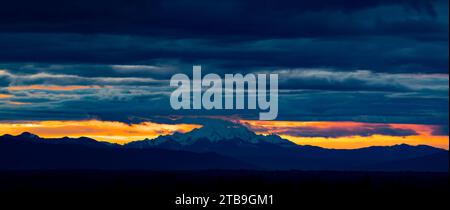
0 0 447 141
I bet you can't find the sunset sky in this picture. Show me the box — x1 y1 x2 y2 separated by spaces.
0 119 447 150
242 120 449 149
0 0 448 149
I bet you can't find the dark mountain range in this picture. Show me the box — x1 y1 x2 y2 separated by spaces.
0 133 254 170
1 121 448 171
125 121 449 171
0 132 119 148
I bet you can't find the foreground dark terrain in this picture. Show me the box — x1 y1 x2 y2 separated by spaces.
0 170 448 209
1 123 448 209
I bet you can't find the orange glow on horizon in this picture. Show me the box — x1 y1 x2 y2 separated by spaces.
8 101 32 105
7 85 106 91
0 94 12 99
0 119 447 149
0 120 201 144
241 120 449 150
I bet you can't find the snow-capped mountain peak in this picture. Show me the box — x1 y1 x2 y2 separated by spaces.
126 120 297 148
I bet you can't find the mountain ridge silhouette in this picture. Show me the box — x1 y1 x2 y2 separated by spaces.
1 121 448 171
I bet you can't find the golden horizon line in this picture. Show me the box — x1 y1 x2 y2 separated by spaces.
2 130 448 151
0 131 449 151
0 119 448 150
0 93 13 98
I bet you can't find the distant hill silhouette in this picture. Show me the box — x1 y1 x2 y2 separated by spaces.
1 121 448 171
0 133 254 170
1 132 119 148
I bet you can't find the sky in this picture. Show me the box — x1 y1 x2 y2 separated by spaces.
0 0 448 149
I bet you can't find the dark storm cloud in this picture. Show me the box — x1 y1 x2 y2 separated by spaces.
0 68 165 87
272 69 449 92
274 90 449 125
0 33 447 73
0 0 445 39
0 0 448 72
1 66 447 94
0 0 447 129
248 123 418 138
432 125 449 135
0 73 10 87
